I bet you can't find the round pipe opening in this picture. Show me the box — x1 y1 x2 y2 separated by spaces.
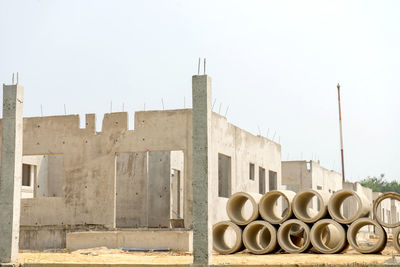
226 192 259 225
347 218 386 254
328 190 369 224
213 221 243 254
277 219 311 253
243 221 278 254
293 190 327 223
373 192 400 228
259 190 295 224
311 219 347 254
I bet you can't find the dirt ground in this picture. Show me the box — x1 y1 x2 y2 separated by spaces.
18 246 400 265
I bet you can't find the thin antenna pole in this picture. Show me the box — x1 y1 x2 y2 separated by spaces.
64 104 66 115
110 101 113 113
224 105 229 117
161 98 165 110
12 73 14 84
16 72 19 84
203 58 206 74
40 104 43 117
337 83 345 182
212 98 216 111
198 58 201 75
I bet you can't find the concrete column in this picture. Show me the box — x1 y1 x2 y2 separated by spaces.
0 84 24 264
192 75 212 264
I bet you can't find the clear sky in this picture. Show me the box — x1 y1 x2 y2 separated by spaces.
0 0 399 182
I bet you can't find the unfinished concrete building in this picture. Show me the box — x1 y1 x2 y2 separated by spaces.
282 160 343 194
0 78 282 252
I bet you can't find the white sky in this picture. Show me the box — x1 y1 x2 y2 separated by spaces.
0 0 399 182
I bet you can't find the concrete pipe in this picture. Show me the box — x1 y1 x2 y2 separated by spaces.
212 221 244 254
392 227 400 254
277 219 312 253
293 189 331 223
310 219 348 254
347 218 387 254
226 192 263 225
243 220 278 254
259 190 296 224
373 192 400 228
328 190 371 224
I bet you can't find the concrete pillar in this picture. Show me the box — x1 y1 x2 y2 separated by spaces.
192 75 212 265
0 84 24 264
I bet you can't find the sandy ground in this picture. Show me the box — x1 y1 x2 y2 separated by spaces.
18 246 400 265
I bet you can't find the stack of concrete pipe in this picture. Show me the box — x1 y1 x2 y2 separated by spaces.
213 190 400 255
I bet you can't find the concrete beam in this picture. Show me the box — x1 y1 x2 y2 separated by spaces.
192 75 212 264
0 84 24 263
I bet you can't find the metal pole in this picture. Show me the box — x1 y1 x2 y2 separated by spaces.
337 83 345 182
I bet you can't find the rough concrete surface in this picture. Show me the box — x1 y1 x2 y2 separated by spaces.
192 75 212 264
66 230 193 251
0 78 283 252
0 84 24 263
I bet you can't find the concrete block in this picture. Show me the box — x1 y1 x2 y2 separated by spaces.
66 230 193 252
0 263 20 267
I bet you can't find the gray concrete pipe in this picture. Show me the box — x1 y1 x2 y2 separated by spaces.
226 192 263 225
293 189 331 223
212 221 244 254
347 218 387 254
373 192 400 228
259 190 296 224
310 219 348 254
242 220 278 254
277 219 312 253
392 226 400 254
328 189 371 224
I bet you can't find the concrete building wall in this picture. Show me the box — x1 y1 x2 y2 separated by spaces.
0 110 193 249
115 152 148 228
311 161 342 193
14 110 192 230
170 150 184 220
281 161 312 192
282 160 342 194
210 113 282 225
147 151 171 228
0 105 281 249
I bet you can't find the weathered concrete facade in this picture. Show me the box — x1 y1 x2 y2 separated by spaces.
11 111 193 249
282 160 342 193
0 81 281 251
